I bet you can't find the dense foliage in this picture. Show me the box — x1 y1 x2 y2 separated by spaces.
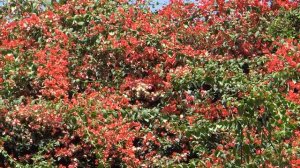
0 0 299 167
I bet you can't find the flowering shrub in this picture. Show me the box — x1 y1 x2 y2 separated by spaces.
0 0 299 167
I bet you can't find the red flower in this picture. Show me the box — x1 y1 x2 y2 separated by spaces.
162 101 180 115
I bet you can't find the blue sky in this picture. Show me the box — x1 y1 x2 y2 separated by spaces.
150 0 196 11
150 0 170 11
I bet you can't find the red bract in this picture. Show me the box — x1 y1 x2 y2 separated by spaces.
18 14 40 29
35 46 70 99
266 55 285 73
266 40 300 71
94 116 142 166
286 81 300 104
162 100 180 115
195 102 237 120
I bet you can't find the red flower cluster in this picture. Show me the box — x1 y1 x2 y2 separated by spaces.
35 46 70 99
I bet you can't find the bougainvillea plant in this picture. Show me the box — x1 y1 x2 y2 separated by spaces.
0 0 299 167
